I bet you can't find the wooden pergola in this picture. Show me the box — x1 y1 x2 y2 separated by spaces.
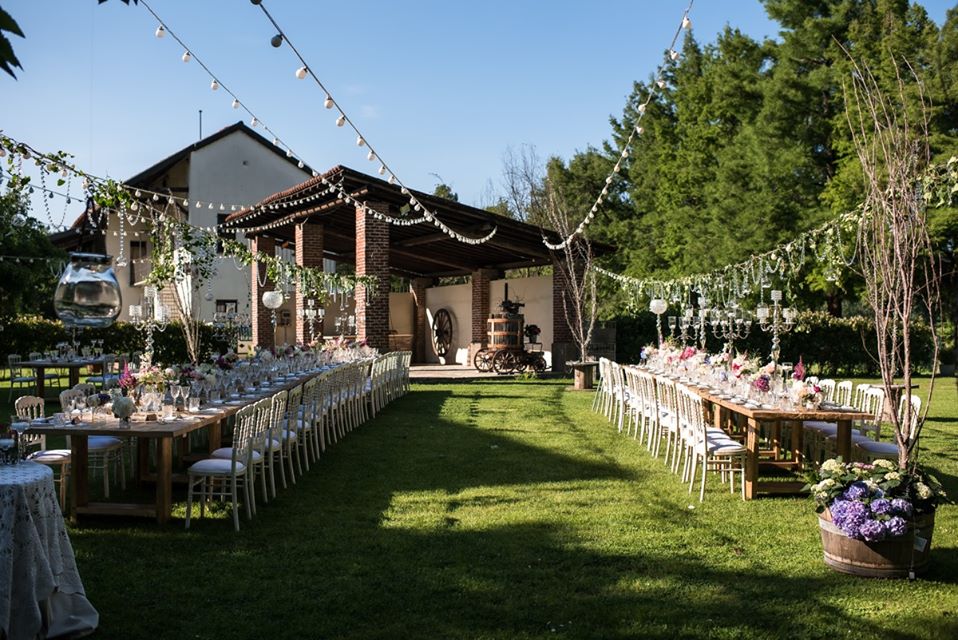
225 165 613 365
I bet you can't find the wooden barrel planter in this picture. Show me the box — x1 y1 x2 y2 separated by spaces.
487 313 523 351
818 510 936 578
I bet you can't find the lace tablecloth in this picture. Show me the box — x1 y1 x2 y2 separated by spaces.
0 462 98 640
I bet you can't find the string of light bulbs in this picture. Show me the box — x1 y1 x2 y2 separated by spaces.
543 1 694 251
139 0 496 246
244 0 496 245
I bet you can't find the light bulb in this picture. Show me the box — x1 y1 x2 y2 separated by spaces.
155 25 166 38
669 49 680 61
250 117 258 127
182 50 191 63
210 79 220 91
271 34 284 48
232 98 240 109
356 136 365 147
682 16 692 29
324 95 334 109
295 66 308 79
336 115 345 127
378 165 386 175
638 103 647 114
297 161 304 169
367 151 375 161
657 79 666 89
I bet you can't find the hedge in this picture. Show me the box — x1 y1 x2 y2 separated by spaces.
0 317 231 367
612 310 935 376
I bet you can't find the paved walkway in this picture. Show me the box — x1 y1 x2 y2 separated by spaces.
409 363 504 381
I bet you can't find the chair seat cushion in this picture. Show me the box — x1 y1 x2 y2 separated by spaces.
189 458 246 475
12 376 36 383
211 447 263 463
803 420 836 433
708 439 747 454
89 436 123 450
854 440 900 455
29 449 72 464
825 430 868 443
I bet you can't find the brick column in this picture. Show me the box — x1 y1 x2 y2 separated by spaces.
251 235 276 349
410 277 432 363
468 268 500 365
355 203 390 352
295 222 325 345
552 260 583 371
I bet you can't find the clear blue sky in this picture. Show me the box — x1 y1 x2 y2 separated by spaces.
2 0 954 228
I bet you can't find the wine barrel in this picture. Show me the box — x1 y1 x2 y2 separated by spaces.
818 511 935 578
487 313 524 351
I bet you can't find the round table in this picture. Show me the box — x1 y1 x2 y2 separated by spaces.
0 461 98 640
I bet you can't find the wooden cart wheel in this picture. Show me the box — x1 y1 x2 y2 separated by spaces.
473 349 494 372
492 350 517 374
532 355 547 373
431 308 454 358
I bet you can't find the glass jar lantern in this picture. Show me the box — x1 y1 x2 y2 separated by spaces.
54 253 123 329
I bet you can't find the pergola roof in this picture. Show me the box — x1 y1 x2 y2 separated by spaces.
224 165 614 278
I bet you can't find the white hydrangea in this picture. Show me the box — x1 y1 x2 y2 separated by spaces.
821 459 844 474
915 482 933 500
884 471 901 482
873 459 896 470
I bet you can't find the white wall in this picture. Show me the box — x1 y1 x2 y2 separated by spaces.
423 275 553 367
424 282 471 364
189 130 311 322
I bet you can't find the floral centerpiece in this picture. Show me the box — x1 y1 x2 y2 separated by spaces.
110 391 136 425
750 362 776 392
136 365 176 388
214 350 239 371
524 324 541 343
730 352 759 379
640 344 658 362
118 363 138 394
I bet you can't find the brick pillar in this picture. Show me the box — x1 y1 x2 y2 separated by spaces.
552 260 583 371
295 222 325 345
411 277 432 363
468 268 500 365
251 235 276 349
355 203 390 352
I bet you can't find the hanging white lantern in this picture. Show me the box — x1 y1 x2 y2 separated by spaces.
54 253 122 329
262 291 284 310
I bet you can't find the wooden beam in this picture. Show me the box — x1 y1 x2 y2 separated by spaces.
395 226 489 248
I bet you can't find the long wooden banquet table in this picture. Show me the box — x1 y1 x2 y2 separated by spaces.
26 372 318 524
689 384 871 499
19 356 113 398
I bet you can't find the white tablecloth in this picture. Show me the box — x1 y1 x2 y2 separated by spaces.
0 462 98 640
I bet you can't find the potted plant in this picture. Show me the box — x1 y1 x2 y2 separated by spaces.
805 54 956 577
807 458 948 577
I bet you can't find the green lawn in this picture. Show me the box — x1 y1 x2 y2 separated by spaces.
10 377 958 639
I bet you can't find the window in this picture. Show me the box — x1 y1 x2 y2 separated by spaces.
130 241 150 285
216 300 238 314
216 213 234 254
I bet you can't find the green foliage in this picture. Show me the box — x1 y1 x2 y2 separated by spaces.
571 0 958 321
0 316 229 366
0 191 65 318
0 5 23 79
431 182 459 202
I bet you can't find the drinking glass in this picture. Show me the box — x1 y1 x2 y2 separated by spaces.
179 385 190 407
162 404 175 421
188 397 200 412
171 385 182 409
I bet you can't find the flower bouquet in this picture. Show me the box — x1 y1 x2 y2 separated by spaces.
110 392 136 426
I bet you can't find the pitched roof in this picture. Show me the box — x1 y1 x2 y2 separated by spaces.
125 120 312 187
224 165 615 277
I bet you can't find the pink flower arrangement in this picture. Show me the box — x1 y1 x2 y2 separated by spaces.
792 357 806 381
679 346 697 361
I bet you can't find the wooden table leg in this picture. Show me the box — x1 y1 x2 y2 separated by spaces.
745 417 759 500
790 420 803 468
155 437 172 524
70 435 89 524
208 418 224 453
836 419 852 461
35 366 46 398
69 367 80 389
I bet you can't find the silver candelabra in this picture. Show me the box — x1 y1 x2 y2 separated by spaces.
129 286 169 366
756 289 796 365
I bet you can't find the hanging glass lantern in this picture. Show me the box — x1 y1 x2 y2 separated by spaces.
54 253 122 329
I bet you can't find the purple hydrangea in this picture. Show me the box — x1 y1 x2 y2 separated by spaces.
842 481 870 501
859 518 886 542
870 498 892 516
886 516 908 538
830 499 869 538
890 498 912 516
